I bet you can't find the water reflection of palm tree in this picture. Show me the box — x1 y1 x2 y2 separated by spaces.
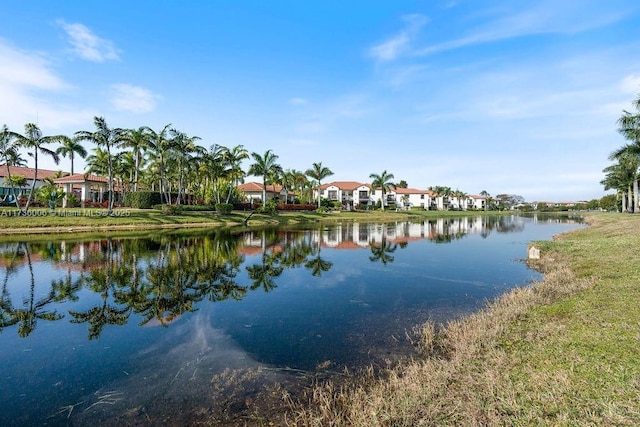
246 256 283 292
0 243 24 332
51 267 82 302
304 226 333 277
2 242 63 337
69 239 131 339
369 236 398 265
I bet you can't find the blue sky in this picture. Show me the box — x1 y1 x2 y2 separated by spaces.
2 0 639 202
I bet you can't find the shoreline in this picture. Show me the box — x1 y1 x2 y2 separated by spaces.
284 212 640 426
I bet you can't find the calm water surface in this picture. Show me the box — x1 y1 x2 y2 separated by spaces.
0 215 582 425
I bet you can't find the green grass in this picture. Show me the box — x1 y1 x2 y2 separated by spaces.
0 206 509 238
286 212 640 426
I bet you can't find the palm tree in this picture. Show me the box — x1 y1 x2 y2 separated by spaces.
143 124 173 204
223 145 249 203
601 153 638 212
9 123 61 214
0 125 26 208
55 135 87 175
86 147 110 176
609 145 639 213
119 127 150 191
369 170 395 211
248 149 283 205
76 117 125 215
612 97 640 212
169 129 204 205
305 162 334 208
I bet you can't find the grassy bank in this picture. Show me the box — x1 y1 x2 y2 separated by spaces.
286 213 640 426
0 207 504 237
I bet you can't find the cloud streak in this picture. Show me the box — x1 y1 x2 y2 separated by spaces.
110 84 160 113
369 14 428 62
59 21 120 62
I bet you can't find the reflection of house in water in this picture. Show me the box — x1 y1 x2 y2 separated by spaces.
236 217 508 254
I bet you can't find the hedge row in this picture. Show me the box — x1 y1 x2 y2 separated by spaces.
123 191 162 209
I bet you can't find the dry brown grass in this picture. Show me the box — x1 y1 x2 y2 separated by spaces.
288 222 616 426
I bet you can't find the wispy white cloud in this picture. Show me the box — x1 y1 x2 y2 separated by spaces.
110 84 160 113
414 1 632 57
0 39 94 131
58 21 120 62
289 97 308 106
369 14 428 62
0 38 66 90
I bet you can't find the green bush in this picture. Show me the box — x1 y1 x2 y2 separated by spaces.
256 199 278 215
124 191 162 209
160 204 183 216
215 203 233 215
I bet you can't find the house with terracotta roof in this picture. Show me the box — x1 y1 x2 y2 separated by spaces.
0 165 67 202
315 181 372 210
236 182 295 204
54 173 110 208
383 187 433 210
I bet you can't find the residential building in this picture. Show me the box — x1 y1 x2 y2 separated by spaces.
316 181 372 210
236 182 295 204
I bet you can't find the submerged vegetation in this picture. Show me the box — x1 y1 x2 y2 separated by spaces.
286 212 640 426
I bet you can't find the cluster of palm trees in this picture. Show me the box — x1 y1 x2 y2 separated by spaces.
602 94 640 212
1 116 345 214
2 115 495 214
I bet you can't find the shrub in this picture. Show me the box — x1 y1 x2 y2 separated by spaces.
160 204 183 216
215 203 233 215
256 199 278 215
123 191 162 209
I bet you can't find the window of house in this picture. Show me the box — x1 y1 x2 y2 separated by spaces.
328 190 338 200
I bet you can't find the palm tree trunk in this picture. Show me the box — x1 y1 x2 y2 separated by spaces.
23 151 38 214
634 178 639 213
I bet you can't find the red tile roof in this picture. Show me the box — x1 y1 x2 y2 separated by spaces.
0 165 68 181
54 173 108 184
319 181 370 191
393 187 430 195
237 182 286 193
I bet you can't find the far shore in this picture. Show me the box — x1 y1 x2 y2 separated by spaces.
0 207 519 239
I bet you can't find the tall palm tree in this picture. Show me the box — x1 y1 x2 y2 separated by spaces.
9 123 61 214
609 145 640 213
223 144 249 203
143 124 173 204
169 129 204 205
369 170 395 211
119 127 150 191
601 152 638 212
248 149 283 205
612 97 640 213
305 162 334 208
55 135 87 175
75 117 124 214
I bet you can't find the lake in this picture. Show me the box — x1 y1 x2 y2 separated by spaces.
0 214 582 425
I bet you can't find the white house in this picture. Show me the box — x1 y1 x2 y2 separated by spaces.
237 182 295 204
316 181 372 210
375 187 432 210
